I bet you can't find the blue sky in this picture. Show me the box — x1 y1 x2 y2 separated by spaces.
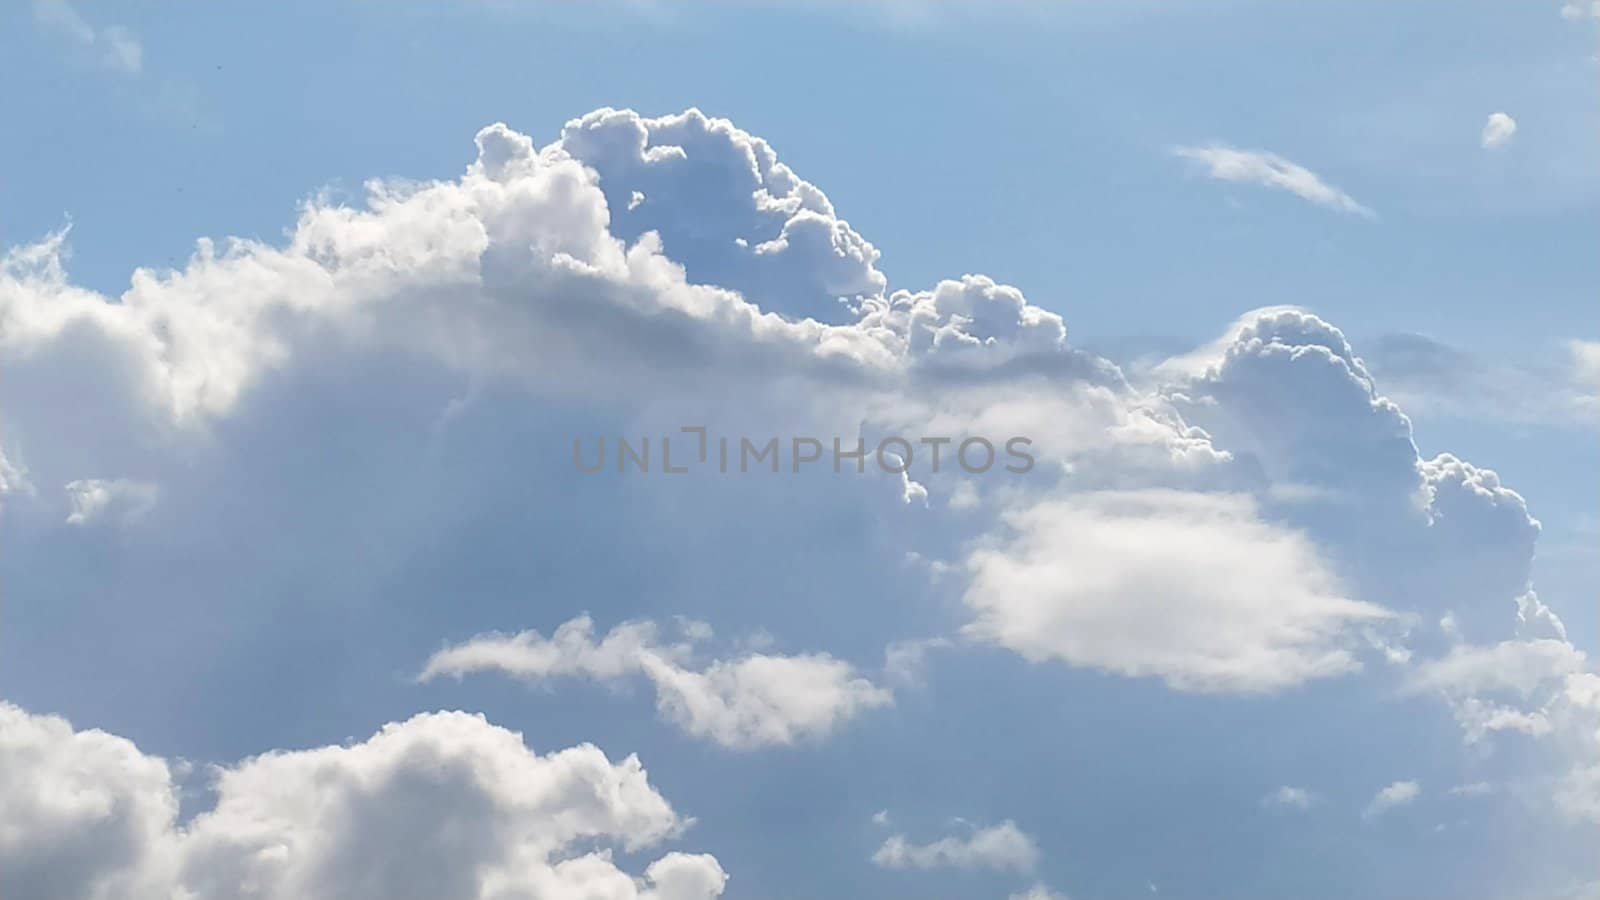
1 2 1597 900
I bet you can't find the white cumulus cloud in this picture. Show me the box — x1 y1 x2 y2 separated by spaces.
0 701 725 900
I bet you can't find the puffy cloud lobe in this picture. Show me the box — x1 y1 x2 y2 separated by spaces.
1160 308 1543 645
0 125 892 457
871 820 1039 873
1172 145 1374 217
557 108 886 323
1165 308 1422 507
961 489 1390 693
420 616 893 749
0 702 176 900
0 702 725 900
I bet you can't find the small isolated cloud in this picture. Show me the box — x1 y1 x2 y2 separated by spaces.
32 0 143 75
1364 780 1421 820
1172 144 1374 217
1263 786 1317 811
1481 112 1518 149
871 820 1039 873
420 616 892 750
64 478 158 526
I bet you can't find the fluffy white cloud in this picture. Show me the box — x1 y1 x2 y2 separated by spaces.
0 701 725 900
2 103 1596 894
871 820 1039 873
0 702 176 900
0 116 1562 717
1363 780 1421 820
420 616 892 749
1172 145 1374 217
961 489 1390 693
1481 112 1518 149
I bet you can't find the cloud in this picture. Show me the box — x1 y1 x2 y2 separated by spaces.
1408 639 1586 700
871 820 1039 873
0 701 725 900
961 489 1391 693
1481 112 1518 149
1159 308 1544 645
1172 145 1374 217
1263 786 1317 811
1561 1 1600 21
420 616 893 749
32 0 143 75
2 104 1597 892
882 637 952 687
1010 886 1071 900
1406 636 1600 755
64 478 158 526
1363 780 1421 820
1572 340 1600 421
1358 332 1599 429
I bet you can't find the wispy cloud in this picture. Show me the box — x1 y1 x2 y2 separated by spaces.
1561 1 1600 21
1173 144 1375 218
1360 333 1600 429
32 0 143 75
